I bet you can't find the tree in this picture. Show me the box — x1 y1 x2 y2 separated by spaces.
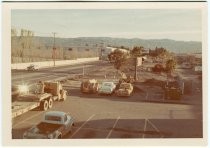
165 59 176 74
130 46 144 57
108 49 128 70
11 28 17 37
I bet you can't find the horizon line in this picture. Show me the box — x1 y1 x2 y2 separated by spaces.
13 35 202 42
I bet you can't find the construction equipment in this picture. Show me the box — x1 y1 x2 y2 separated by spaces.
80 79 99 93
12 81 67 118
164 81 182 100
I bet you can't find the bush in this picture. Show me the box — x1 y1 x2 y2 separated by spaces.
152 64 165 73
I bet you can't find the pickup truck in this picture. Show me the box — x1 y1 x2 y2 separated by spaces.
23 111 74 139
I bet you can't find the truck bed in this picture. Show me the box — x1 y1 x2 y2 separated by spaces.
36 122 63 134
12 101 40 118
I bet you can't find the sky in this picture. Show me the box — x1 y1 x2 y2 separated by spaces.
11 9 202 41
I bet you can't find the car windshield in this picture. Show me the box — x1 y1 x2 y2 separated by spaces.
83 81 94 87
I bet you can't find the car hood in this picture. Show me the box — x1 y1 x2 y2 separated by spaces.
24 127 48 138
99 86 113 90
118 88 129 92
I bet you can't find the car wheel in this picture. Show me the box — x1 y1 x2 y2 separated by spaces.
48 98 53 109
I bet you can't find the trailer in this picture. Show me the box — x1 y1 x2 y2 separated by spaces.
12 81 67 118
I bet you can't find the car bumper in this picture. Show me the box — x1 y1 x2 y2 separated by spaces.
116 91 131 97
98 91 112 95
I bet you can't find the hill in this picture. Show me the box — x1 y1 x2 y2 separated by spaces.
34 37 202 53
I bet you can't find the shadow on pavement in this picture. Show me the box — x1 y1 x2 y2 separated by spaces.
67 118 202 139
12 118 202 139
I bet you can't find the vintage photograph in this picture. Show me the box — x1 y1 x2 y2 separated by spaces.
2 1 208 146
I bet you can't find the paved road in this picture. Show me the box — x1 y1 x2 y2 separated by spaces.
11 61 203 139
12 61 102 85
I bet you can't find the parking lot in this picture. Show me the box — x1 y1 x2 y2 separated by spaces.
12 76 202 139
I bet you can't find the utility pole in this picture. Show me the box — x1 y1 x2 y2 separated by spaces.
52 32 57 66
134 57 137 81
82 64 85 77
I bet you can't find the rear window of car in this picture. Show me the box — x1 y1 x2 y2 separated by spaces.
103 83 112 86
45 115 62 122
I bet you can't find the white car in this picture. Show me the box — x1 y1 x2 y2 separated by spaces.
98 82 116 95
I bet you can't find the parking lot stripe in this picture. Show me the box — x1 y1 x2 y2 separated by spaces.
106 116 120 139
142 119 147 138
147 119 163 137
70 114 95 138
13 112 44 128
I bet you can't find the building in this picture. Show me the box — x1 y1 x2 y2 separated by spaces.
100 46 130 60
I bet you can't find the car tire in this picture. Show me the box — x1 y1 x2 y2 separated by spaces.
48 98 53 109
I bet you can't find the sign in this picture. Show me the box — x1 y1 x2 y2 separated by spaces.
136 57 142 66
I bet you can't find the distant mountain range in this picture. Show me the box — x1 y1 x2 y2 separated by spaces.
34 37 202 53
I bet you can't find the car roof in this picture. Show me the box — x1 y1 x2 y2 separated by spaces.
83 79 97 83
102 82 113 84
45 111 66 117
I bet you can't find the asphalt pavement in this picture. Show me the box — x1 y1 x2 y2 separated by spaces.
11 61 203 139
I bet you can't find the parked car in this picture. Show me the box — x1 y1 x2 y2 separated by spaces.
115 83 133 97
98 82 116 95
23 111 74 139
80 79 99 93
27 64 39 71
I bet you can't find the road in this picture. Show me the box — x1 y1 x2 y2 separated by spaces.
12 61 101 85
12 61 203 139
